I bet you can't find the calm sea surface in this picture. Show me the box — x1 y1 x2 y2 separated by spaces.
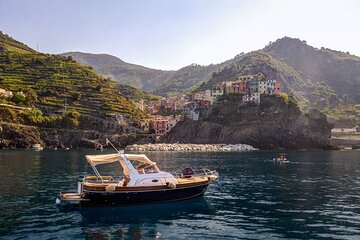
0 149 360 239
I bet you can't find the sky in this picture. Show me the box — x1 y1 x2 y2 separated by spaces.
0 0 359 70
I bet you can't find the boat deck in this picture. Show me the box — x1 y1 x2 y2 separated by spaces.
176 176 210 185
81 175 212 191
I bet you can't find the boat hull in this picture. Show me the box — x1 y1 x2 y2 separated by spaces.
79 183 209 206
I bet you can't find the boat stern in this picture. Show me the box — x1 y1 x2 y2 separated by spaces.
56 192 89 205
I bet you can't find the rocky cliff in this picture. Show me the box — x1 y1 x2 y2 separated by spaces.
162 95 333 149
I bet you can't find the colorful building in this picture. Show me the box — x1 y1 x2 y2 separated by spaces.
258 79 267 94
140 115 181 136
237 75 253 81
248 78 259 94
266 80 281 95
211 85 224 99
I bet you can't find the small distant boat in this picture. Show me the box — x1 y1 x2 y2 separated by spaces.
273 153 289 162
32 144 43 151
56 150 219 206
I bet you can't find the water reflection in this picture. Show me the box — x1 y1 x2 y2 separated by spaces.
60 198 214 239
60 198 213 224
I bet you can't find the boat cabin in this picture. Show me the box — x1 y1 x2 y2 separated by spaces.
85 153 177 187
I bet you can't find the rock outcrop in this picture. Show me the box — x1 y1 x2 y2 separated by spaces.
162 95 333 149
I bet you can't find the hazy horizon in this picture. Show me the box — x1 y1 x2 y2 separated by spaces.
1 0 359 70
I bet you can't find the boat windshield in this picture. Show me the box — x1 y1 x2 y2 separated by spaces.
124 154 160 174
135 163 160 174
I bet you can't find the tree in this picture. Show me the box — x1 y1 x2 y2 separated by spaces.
63 110 80 128
23 108 44 125
71 91 81 101
11 92 26 104
24 89 38 106
95 84 102 92
279 93 289 104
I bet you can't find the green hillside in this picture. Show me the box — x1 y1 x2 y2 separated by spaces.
202 37 360 111
153 61 239 96
0 32 145 126
61 52 174 91
63 52 245 96
263 37 360 105
118 84 161 101
0 32 35 53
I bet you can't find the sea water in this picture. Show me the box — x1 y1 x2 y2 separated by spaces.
0 149 360 239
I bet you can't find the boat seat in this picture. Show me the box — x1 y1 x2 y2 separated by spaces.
181 167 195 178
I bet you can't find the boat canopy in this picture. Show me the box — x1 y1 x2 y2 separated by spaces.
85 153 156 166
124 154 156 166
85 153 120 166
85 153 158 179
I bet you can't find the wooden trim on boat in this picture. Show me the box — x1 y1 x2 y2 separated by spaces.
82 176 212 192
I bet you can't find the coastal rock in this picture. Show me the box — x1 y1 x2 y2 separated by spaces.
0 124 43 148
125 143 256 152
0 123 149 149
162 95 333 149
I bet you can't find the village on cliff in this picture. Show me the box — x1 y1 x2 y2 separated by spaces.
137 73 282 137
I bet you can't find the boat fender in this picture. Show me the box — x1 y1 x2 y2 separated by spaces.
55 198 61 205
105 185 116 192
166 182 176 189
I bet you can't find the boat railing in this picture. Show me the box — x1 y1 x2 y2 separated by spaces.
172 168 218 179
84 175 118 183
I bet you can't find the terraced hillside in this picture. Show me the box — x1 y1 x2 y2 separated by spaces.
0 32 145 122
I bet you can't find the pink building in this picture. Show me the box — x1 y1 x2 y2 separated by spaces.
274 81 281 95
145 115 181 136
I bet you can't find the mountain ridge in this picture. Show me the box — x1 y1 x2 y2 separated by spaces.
63 37 360 113
61 51 174 91
62 51 245 95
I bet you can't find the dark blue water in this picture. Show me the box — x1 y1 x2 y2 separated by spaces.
1 150 360 239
